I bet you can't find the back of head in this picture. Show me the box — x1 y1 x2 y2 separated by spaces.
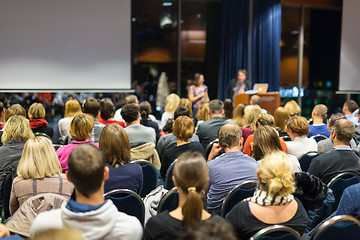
284 100 301 116
313 104 327 119
70 114 94 141
68 144 105 197
28 103 45 119
139 101 151 120
121 104 140 124
344 100 358 113
179 221 237 240
209 99 224 115
165 93 181 114
31 228 84 240
218 123 242 149
287 116 309 136
64 100 82 118
173 152 208 227
0 102 4 114
100 98 115 120
179 98 193 118
333 119 355 144
243 105 262 131
329 113 346 127
174 106 190 120
17 136 61 179
223 98 233 120
4 104 26 122
99 123 131 166
173 116 194 141
253 126 282 161
83 97 100 118
196 103 210 121
1 115 34 144
125 94 138 105
274 107 290 132
233 104 246 126
250 95 261 105
256 113 275 127
258 151 295 197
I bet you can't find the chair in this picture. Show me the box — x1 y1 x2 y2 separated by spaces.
157 187 179 214
249 225 302 240
327 172 360 212
1 173 13 221
52 144 63 151
132 159 158 198
281 135 292 142
221 181 258 217
34 132 51 139
104 189 145 225
310 134 328 143
164 160 177 190
311 215 360 240
205 139 223 160
298 151 318 172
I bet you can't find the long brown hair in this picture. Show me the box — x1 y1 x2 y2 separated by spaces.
253 126 282 160
173 152 208 227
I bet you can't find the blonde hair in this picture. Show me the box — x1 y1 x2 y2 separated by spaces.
17 136 62 179
196 102 210 121
1 115 34 144
287 116 309 136
28 103 46 119
243 105 262 131
274 107 290 132
179 98 193 118
64 100 82 118
69 114 94 141
31 228 84 240
258 151 295 197
232 104 246 127
164 93 180 114
4 104 26 122
284 100 301 116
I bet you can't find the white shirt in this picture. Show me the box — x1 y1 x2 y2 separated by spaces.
285 136 318 158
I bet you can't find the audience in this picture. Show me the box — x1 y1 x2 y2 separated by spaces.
9 137 73 215
308 119 360 184
121 104 156 148
308 104 329 138
58 100 82 141
284 100 301 117
0 104 27 146
196 99 227 150
98 98 125 127
179 221 238 240
83 97 105 143
226 151 308 239
207 124 258 214
56 114 98 171
144 152 222 240
99 124 143 194
30 144 143 240
274 107 291 138
223 98 234 121
114 94 139 121
342 100 359 125
140 101 159 141
0 102 5 130
28 103 53 139
336 183 360 220
232 103 246 127
160 116 203 178
160 93 180 130
179 98 193 119
355 109 360 143
285 116 318 158
241 105 262 142
249 95 267 113
195 102 210 131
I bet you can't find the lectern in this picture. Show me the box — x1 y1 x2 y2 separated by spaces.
234 92 280 115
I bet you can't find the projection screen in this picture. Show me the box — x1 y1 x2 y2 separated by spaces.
339 0 360 92
0 0 131 91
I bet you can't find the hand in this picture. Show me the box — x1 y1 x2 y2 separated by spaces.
238 88 245 95
208 142 222 161
250 142 254 152
0 224 10 237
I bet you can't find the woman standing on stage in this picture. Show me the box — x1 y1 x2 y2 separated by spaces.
188 73 209 119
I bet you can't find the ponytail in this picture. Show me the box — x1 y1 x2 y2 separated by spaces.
182 187 203 227
140 110 148 120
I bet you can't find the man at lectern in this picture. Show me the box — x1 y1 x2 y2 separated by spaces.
225 69 251 100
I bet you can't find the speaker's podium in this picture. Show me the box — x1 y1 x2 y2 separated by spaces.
234 92 280 115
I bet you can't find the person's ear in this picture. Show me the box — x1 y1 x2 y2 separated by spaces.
65 170 72 183
172 175 177 187
239 137 244 147
104 166 109 181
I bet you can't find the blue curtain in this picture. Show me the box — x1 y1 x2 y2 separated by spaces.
218 0 250 100
252 0 281 92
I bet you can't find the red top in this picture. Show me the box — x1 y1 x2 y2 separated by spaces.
99 119 125 128
243 133 288 157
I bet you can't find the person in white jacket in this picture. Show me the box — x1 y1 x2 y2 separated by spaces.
30 144 143 240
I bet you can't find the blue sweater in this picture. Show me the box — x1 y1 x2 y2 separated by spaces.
336 183 360 220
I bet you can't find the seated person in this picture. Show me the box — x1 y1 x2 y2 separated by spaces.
28 103 53 138
336 183 360 220
178 221 237 240
83 97 105 143
226 151 308 240
98 98 125 127
144 152 223 240
160 116 203 178
241 105 262 143
30 144 143 240
285 116 317 158
99 124 143 194
139 101 159 141
274 107 291 138
308 104 329 138
342 100 359 126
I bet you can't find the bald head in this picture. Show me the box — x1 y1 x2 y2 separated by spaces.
312 104 327 119
250 95 261 106
218 123 243 149
332 119 355 144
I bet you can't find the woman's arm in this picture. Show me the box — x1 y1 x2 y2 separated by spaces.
188 86 205 103
9 183 19 216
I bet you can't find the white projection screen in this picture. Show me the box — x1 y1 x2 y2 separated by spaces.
339 0 360 92
0 0 131 91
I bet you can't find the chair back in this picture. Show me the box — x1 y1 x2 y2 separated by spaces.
157 187 178 214
298 151 318 172
1 173 13 221
327 172 360 212
281 135 292 142
132 159 158 198
205 139 222 160
104 189 145 225
164 160 177 190
250 225 302 240
310 134 328 142
34 132 51 139
311 215 360 240
221 181 258 217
